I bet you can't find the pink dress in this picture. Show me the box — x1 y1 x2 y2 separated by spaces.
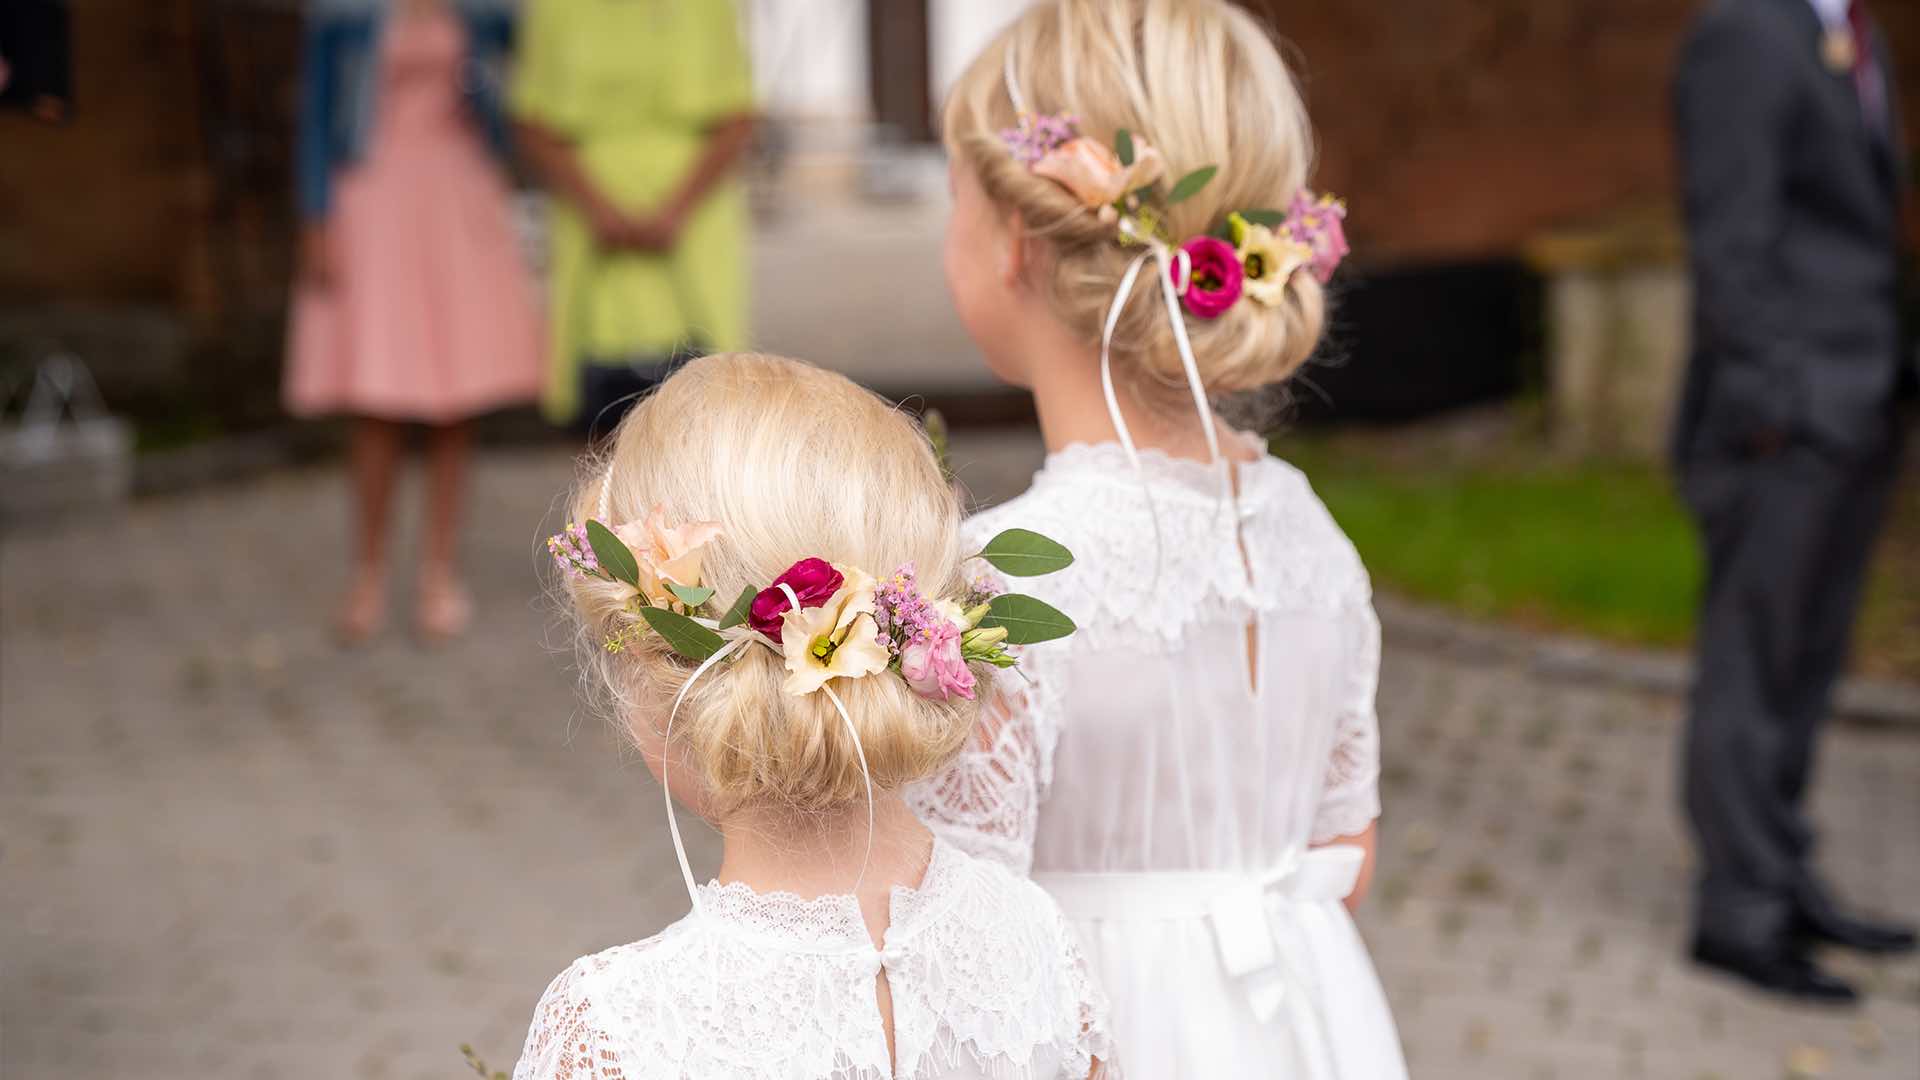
285 8 541 423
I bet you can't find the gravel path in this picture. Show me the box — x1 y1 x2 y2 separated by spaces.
3 442 1914 1079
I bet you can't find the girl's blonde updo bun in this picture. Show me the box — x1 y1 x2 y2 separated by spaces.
561 354 979 816
946 0 1325 397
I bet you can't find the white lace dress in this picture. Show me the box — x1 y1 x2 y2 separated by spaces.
908 439 1407 1078
510 838 1114 1080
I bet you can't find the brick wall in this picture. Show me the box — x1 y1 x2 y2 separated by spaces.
1244 0 1920 263
8 2 1914 302
1 1 300 425
0 0 206 305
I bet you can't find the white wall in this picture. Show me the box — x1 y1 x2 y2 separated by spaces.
931 0 1031 99
741 0 1035 122
743 0 868 120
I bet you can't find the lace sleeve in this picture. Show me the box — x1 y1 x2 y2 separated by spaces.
512 957 627 1080
904 666 1054 875
1057 908 1119 1079
1310 598 1383 845
908 507 1070 875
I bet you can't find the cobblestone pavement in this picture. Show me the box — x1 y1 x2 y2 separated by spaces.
3 440 1916 1080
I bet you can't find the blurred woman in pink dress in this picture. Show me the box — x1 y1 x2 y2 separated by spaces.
287 0 539 644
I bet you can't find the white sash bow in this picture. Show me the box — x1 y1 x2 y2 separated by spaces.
1037 845 1364 1056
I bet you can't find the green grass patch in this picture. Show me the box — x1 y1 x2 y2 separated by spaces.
1274 436 1702 648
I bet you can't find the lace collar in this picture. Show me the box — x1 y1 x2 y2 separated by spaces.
692 837 963 954
1036 429 1273 504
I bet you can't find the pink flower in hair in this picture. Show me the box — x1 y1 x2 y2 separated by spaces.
1284 191 1349 284
613 506 723 608
899 619 976 702
1176 235 1244 319
1032 136 1166 213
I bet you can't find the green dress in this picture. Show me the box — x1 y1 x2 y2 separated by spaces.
510 0 754 422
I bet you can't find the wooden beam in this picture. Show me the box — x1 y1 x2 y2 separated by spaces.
868 0 933 143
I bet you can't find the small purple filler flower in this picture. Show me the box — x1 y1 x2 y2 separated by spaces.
547 523 600 579
876 563 978 701
960 571 1003 610
999 111 1078 166
1283 190 1349 284
875 564 944 647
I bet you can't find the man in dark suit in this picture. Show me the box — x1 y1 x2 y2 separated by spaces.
1673 0 1915 1004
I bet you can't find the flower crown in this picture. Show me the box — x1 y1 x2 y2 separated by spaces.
1000 112 1349 320
549 509 1076 703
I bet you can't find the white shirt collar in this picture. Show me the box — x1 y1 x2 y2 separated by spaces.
1807 0 1850 31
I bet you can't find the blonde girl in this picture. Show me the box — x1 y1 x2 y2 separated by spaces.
909 1 1407 1074
512 354 1112 1080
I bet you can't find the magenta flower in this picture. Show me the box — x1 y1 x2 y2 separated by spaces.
749 557 844 643
1176 235 1244 319
899 621 976 702
1284 190 1349 284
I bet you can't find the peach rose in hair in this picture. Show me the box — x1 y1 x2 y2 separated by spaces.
1032 136 1167 215
614 505 723 608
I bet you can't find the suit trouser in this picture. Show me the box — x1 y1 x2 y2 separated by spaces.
1680 440 1901 946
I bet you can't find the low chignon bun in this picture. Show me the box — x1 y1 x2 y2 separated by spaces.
559 354 982 816
946 0 1327 399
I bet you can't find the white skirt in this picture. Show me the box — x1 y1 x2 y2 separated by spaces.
1037 849 1407 1078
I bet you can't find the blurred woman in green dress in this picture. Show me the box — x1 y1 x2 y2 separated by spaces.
510 0 756 432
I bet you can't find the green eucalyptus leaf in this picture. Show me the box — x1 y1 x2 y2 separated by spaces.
980 594 1077 645
667 582 715 609
1165 165 1218 206
977 528 1075 577
1115 127 1134 166
923 408 954 483
585 520 641 588
716 585 757 630
1238 208 1288 228
638 606 725 661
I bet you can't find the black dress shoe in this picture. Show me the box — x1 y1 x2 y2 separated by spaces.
1794 906 1918 955
1689 935 1859 1005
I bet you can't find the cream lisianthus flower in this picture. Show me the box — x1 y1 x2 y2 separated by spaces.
780 565 891 696
1032 136 1167 212
1229 213 1313 306
614 505 723 608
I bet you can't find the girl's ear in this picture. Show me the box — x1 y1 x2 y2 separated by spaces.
999 209 1027 289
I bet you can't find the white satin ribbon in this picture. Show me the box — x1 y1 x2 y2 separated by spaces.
1036 845 1363 1058
1003 37 1030 117
654 582 881 917
1204 847 1362 1023
1004 29 1232 508
659 632 750 916
1097 221 1237 592
1119 222 1224 481
822 682 876 895
785 573 877 896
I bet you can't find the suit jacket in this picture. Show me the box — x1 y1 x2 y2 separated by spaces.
1672 0 1910 462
